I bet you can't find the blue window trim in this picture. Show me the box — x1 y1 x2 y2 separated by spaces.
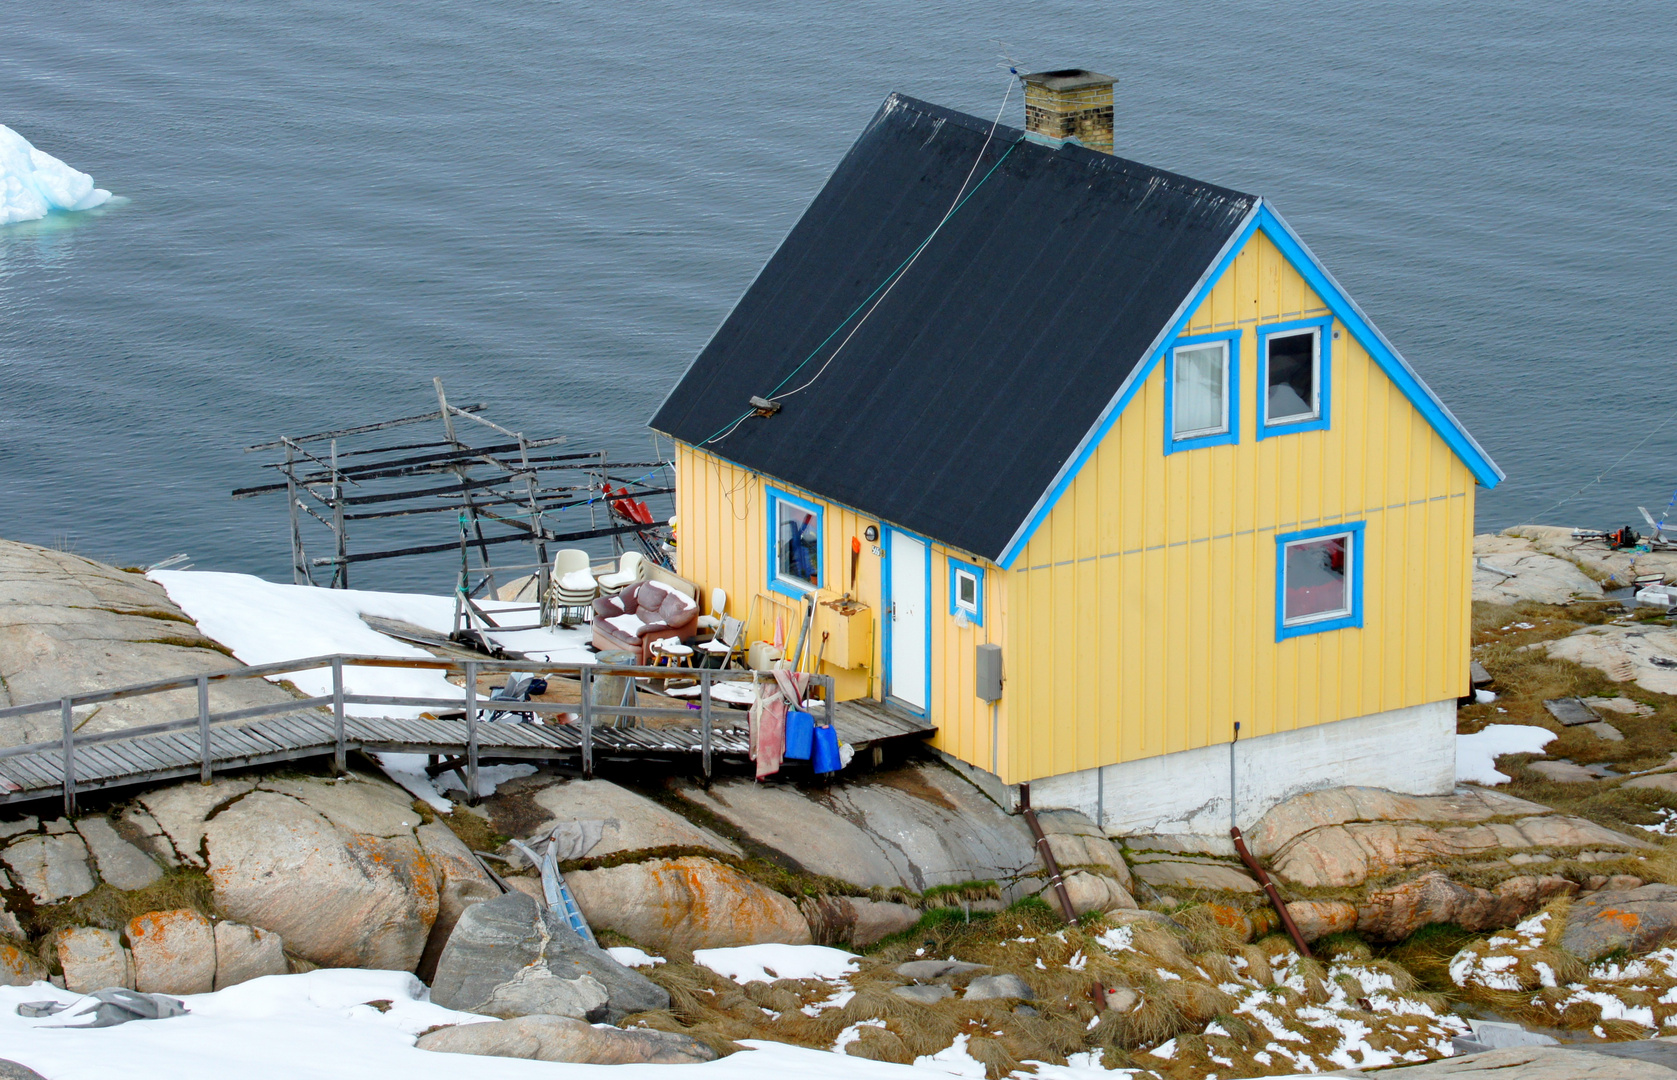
881 526 933 716
765 485 823 598
1274 521 1365 641
947 556 985 626
1162 329 1242 455
1257 315 1334 440
993 202 1503 570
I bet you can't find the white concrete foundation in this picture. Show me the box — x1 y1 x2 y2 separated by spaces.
939 699 1457 844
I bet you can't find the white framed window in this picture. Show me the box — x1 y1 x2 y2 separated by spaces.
767 486 821 596
1172 340 1230 439
1275 521 1364 639
948 557 984 626
1264 328 1320 425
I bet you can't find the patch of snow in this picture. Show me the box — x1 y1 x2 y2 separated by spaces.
799 988 853 1016
1146 1037 1177 1059
149 570 592 804
1456 724 1557 784
607 947 666 968
694 944 859 984
833 1018 884 1054
912 1033 987 1077
1563 988 1655 1029
1639 808 1677 836
0 125 112 224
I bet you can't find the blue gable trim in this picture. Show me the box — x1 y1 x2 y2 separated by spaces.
1254 206 1503 489
995 202 1502 570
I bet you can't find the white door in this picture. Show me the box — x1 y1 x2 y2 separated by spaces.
888 530 928 712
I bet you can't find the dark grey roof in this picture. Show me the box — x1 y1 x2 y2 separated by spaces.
649 93 1257 561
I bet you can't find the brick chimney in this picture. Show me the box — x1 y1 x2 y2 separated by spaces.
1021 69 1117 155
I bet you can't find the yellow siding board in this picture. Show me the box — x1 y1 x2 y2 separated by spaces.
1002 230 1476 783
673 228 1476 786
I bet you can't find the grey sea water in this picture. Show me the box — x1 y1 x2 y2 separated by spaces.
2 0 1673 590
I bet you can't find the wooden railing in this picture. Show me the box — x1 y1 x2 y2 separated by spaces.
0 655 834 816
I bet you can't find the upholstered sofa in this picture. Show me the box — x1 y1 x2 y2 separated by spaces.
590 579 700 661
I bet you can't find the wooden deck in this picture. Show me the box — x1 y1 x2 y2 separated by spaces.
0 689 935 808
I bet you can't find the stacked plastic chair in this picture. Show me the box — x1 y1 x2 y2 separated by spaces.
594 551 645 596
545 549 599 625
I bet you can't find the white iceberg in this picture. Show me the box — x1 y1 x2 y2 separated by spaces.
0 123 111 224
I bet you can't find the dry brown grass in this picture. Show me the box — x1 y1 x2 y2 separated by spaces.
1458 598 1677 869
20 866 217 943
626 902 1469 1078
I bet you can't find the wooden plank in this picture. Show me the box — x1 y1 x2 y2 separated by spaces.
97 738 158 777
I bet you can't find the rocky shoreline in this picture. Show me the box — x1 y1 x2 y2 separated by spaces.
6 533 1677 1077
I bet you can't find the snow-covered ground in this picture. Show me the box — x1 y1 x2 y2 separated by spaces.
0 969 1132 1080
0 124 112 224
1456 723 1557 784
149 570 598 810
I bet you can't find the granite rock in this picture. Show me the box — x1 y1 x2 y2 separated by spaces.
417 1015 715 1065
566 856 810 952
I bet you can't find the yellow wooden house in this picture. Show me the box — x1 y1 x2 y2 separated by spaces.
650 73 1501 836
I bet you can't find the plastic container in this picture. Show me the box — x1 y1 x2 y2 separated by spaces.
812 724 842 773
784 710 814 760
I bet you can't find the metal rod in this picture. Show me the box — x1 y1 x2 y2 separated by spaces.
1019 782 1078 923
579 667 593 780
700 669 712 783
308 521 660 566
465 660 479 801
61 697 76 818
284 440 308 585
198 676 212 783
243 403 490 451
331 438 348 588
332 657 347 775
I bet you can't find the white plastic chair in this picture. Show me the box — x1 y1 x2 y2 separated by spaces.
545 548 597 625
696 587 727 633
595 551 646 595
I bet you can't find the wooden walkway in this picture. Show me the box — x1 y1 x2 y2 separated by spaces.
0 655 935 810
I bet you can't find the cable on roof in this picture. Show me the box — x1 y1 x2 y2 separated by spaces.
697 74 1023 448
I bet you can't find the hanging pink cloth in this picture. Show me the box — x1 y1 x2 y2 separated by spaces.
748 670 809 781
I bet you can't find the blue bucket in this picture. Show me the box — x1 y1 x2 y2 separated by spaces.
784 710 814 760
812 724 842 774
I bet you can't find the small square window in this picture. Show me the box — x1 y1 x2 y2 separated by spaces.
1282 532 1352 625
1172 341 1229 439
948 558 984 625
1266 329 1319 425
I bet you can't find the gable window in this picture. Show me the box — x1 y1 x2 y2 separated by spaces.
767 487 822 596
1173 342 1228 437
1164 329 1241 453
948 557 984 626
1258 316 1333 438
1275 522 1365 639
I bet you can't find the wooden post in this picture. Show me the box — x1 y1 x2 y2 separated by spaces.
823 675 835 728
465 660 479 800
331 657 346 775
198 675 213 783
331 437 348 588
60 697 76 819
700 669 712 784
578 666 593 780
284 439 308 585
